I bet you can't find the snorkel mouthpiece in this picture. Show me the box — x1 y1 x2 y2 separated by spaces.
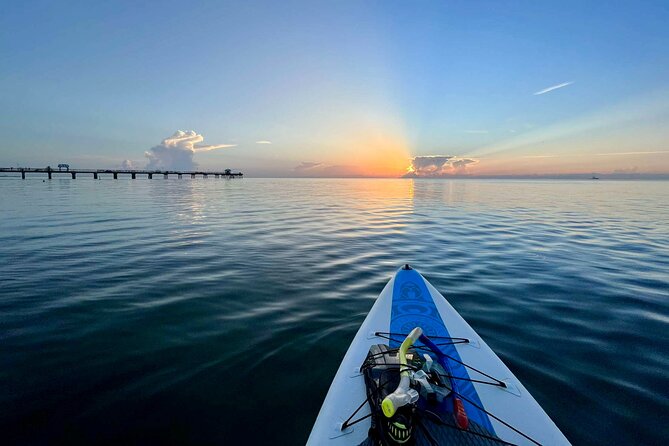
381 327 422 417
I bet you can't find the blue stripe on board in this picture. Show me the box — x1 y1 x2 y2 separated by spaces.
390 268 495 434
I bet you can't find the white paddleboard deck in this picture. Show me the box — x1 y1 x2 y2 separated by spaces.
308 265 570 445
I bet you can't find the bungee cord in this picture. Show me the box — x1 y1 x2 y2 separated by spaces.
339 333 543 446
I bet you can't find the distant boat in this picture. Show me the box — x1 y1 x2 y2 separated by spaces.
591 176 600 180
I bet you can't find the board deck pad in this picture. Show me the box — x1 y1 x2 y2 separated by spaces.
391 268 495 434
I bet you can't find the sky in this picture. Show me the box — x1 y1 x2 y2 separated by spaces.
1 0 668 177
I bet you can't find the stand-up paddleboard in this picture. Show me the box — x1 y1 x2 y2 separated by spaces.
308 265 570 445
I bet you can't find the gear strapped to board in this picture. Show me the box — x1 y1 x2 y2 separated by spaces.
354 332 508 446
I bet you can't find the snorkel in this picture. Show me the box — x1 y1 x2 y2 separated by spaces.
381 327 469 431
381 327 422 418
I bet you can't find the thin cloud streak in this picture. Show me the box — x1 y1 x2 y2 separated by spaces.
518 150 669 160
534 81 574 95
193 144 237 152
595 150 669 156
256 140 272 144
468 88 669 159
521 155 558 159
294 161 323 171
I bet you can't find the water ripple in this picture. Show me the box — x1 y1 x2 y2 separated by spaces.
0 178 668 445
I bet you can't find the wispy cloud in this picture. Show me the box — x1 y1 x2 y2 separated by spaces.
519 150 669 160
595 150 669 156
521 155 558 159
294 161 323 171
534 81 574 96
469 88 669 159
256 140 272 144
613 167 639 174
291 161 371 177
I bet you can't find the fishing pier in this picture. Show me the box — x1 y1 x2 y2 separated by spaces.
1 167 243 180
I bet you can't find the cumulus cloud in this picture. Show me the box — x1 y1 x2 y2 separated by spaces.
256 140 272 144
294 161 323 171
534 81 573 95
404 155 479 177
145 130 236 170
120 159 134 169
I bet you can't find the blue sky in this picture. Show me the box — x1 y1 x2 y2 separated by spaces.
1 0 668 176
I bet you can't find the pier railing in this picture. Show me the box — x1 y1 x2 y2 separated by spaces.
0 167 243 180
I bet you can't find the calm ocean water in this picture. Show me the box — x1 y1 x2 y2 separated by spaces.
1 177 668 445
